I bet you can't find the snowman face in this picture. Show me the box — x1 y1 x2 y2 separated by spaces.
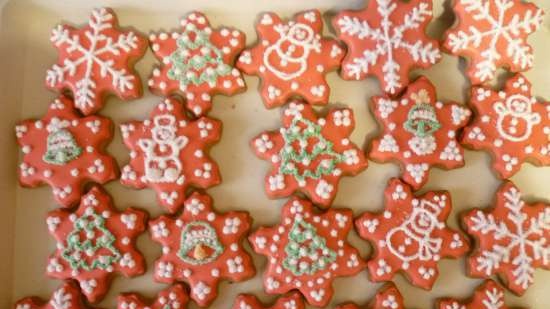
506 94 531 115
152 115 177 142
287 23 315 46
409 207 438 235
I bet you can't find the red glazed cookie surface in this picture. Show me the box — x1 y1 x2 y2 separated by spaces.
249 197 365 307
15 96 118 208
461 74 550 179
237 10 344 108
14 281 93 309
369 76 471 189
149 192 255 307
148 11 246 116
251 101 367 208
333 0 441 95
232 293 304 309
355 178 469 289
46 186 147 303
46 8 147 115
336 283 406 309
117 284 189 309
443 0 544 85
437 280 512 309
463 181 550 295
120 97 221 213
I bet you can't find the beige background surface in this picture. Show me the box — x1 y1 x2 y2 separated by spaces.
2 0 550 308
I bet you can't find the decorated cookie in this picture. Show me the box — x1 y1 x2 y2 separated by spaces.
14 281 93 309
369 76 471 189
443 0 544 85
461 74 550 178
15 96 118 208
355 178 469 289
148 12 246 116
336 283 406 309
46 8 147 115
232 293 304 309
120 97 221 213
251 101 367 208
237 10 344 108
117 284 188 309
437 280 512 309
149 192 255 306
46 186 147 303
333 0 441 95
463 181 550 295
249 197 365 307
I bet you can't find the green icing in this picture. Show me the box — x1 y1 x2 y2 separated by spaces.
178 221 223 265
404 103 441 138
43 129 82 165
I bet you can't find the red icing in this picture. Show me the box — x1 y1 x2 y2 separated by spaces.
232 293 304 309
336 283 406 309
117 284 189 309
14 281 94 309
437 280 511 309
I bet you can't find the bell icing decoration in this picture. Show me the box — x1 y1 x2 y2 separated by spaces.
43 122 83 165
494 94 541 142
178 221 224 265
404 90 441 156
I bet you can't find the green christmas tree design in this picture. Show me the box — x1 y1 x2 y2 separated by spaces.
62 208 121 271
283 218 336 275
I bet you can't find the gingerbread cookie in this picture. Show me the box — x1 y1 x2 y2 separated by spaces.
15 96 118 208
333 0 441 96
463 181 550 295
46 8 147 115
118 284 188 309
120 97 221 213
437 280 512 309
369 76 471 189
251 101 367 208
46 186 147 303
461 74 550 178
336 283 406 309
148 12 246 116
232 293 304 309
249 197 365 307
443 0 544 85
355 178 469 289
14 281 93 309
237 10 344 108
149 192 255 306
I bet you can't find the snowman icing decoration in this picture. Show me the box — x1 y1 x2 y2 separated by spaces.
494 94 541 142
138 114 188 183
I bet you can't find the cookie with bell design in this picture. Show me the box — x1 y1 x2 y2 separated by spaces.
333 0 441 96
249 197 365 307
355 178 469 289
463 181 550 295
45 186 147 303
14 281 95 309
336 283 407 309
117 284 189 309
232 293 304 309
461 74 550 179
15 96 118 208
148 11 246 116
437 280 513 309
237 10 344 108
149 192 255 307
120 97 221 213
369 76 471 189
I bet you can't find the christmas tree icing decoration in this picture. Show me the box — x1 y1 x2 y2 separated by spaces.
283 218 337 275
178 221 224 265
251 101 367 208
43 128 83 165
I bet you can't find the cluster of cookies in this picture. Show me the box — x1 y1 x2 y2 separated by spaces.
13 1 550 309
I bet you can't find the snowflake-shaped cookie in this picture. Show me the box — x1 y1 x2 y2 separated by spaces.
443 0 544 85
148 11 246 116
46 186 147 303
336 283 406 309
14 281 94 309
237 10 344 108
120 97 221 213
46 8 147 115
149 192 255 306
232 293 304 309
461 74 550 179
333 0 441 95
249 197 365 307
355 178 469 289
117 284 189 309
437 280 511 309
251 101 367 208
369 77 471 189
463 181 550 295
15 96 118 208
